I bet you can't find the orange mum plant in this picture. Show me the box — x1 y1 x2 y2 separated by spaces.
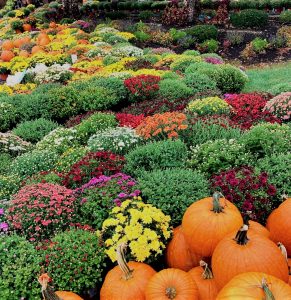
135 112 188 140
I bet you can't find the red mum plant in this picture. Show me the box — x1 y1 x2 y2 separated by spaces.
7 183 78 241
115 113 145 128
62 151 125 189
211 166 277 224
224 93 280 129
124 75 161 102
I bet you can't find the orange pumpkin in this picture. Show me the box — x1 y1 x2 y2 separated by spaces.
267 198 291 254
22 36 31 44
23 24 32 32
49 22 57 28
1 50 14 62
13 38 27 48
188 261 218 300
19 50 29 57
166 226 202 272
31 46 44 55
100 243 156 300
145 268 199 300
39 37 51 46
216 272 291 299
212 224 289 290
38 273 83 300
249 220 270 238
2 40 14 51
182 192 243 257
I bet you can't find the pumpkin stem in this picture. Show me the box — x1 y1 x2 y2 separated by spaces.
212 192 224 213
116 243 133 280
165 287 177 299
38 274 61 300
234 224 249 245
199 260 214 279
261 278 275 300
278 242 291 275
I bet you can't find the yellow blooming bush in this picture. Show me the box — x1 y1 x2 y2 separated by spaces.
0 85 13 94
9 56 30 74
116 31 135 41
100 197 172 263
187 96 231 116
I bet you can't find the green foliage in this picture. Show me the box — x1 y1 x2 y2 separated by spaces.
10 150 59 179
199 39 219 53
251 37 269 53
230 9 268 28
139 10 154 20
279 10 291 23
0 153 12 175
40 229 105 293
186 25 218 42
75 112 117 144
159 79 192 101
0 174 21 200
0 235 41 300
134 30 151 42
184 71 217 94
12 118 59 143
169 28 187 42
267 82 291 95
0 102 17 132
188 138 253 176
170 56 202 73
239 123 291 159
125 139 187 177
138 168 210 227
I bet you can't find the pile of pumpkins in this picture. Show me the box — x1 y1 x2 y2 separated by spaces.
40 193 291 299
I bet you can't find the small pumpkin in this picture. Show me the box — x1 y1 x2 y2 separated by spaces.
145 268 199 300
188 261 218 300
212 224 289 290
38 273 83 300
1 50 14 62
216 272 291 299
267 198 291 254
2 40 14 51
31 46 44 55
39 37 51 46
182 192 243 257
166 226 202 272
19 50 29 58
100 243 156 300
23 24 32 32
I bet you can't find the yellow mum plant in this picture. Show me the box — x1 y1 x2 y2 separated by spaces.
100 197 172 263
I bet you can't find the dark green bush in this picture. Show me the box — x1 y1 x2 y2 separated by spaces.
199 39 219 53
0 153 12 175
0 235 41 299
0 101 17 131
138 168 210 226
279 10 291 23
151 1 168 10
159 79 193 101
137 1 153 9
184 72 217 94
125 139 187 177
230 9 268 28
139 10 154 20
186 25 218 42
12 118 59 143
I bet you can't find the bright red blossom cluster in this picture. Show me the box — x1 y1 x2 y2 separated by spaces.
115 113 145 128
62 151 125 189
211 166 277 223
7 183 77 241
124 75 161 100
225 93 280 129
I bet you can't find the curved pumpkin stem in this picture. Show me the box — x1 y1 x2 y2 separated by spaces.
261 278 275 300
116 243 133 280
234 224 249 245
165 287 177 299
38 273 61 300
199 260 214 279
278 242 291 275
212 192 224 213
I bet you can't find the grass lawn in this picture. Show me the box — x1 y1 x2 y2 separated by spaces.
243 62 291 93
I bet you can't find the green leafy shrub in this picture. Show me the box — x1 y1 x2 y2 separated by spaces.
184 72 217 94
75 112 117 144
186 25 218 42
39 230 105 293
279 10 291 23
0 102 17 132
12 118 59 143
10 150 59 179
139 10 154 20
0 153 12 175
256 153 291 202
188 138 253 175
199 39 219 53
138 168 210 227
251 37 269 53
239 123 291 159
125 139 187 177
159 79 192 101
0 175 21 200
230 9 268 28
0 132 31 157
170 56 202 73
0 235 41 299
267 83 291 96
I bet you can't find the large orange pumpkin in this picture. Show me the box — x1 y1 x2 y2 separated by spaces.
249 220 270 238
19 50 29 58
31 46 44 55
267 198 291 254
145 268 199 300
212 224 289 290
166 226 202 272
100 243 156 300
216 272 291 299
2 40 14 51
188 261 218 300
38 37 51 46
38 273 83 300
23 24 32 32
1 50 14 62
182 192 243 257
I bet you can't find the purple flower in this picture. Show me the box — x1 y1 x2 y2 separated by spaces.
0 222 8 232
113 199 122 206
80 198 87 205
127 181 136 186
0 208 4 215
118 193 127 198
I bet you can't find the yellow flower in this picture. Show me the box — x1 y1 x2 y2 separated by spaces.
102 218 119 229
105 239 113 247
